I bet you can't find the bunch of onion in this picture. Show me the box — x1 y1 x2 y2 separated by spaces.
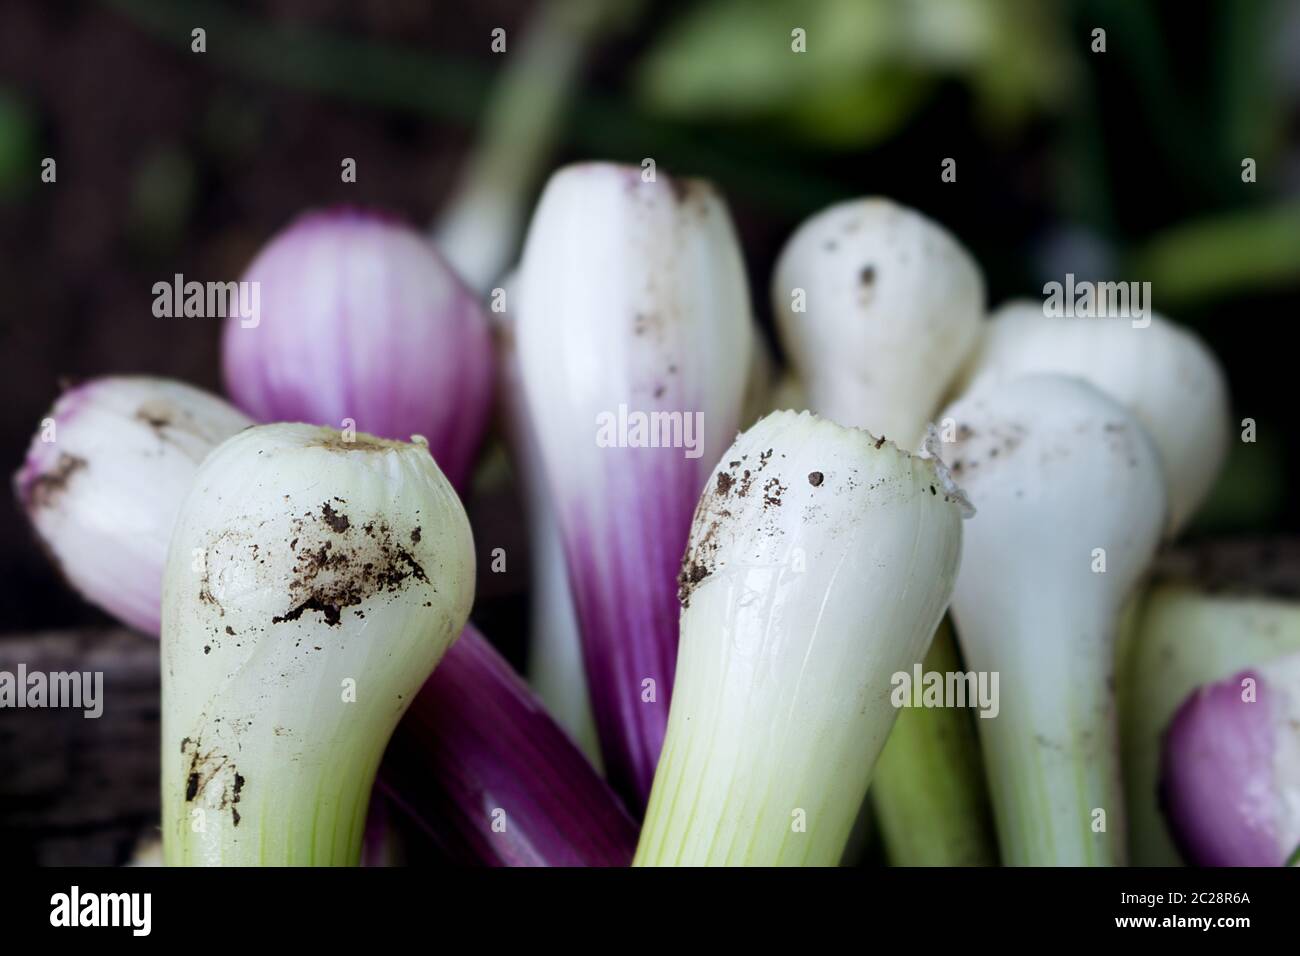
16 375 634 865
15 208 637 866
941 300 1230 866
19 170 1280 872
218 208 637 864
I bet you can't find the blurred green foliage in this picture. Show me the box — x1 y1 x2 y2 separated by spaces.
1192 427 1287 535
1128 202 1300 306
127 144 197 253
0 87 39 203
635 0 1078 147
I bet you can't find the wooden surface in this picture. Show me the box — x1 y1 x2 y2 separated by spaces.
0 628 159 865
1153 538 1300 597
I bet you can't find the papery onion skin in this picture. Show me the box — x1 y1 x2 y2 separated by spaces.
221 207 494 489
14 377 252 636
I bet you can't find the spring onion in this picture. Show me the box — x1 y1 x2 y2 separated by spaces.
940 375 1166 865
958 300 1229 535
772 198 983 441
869 619 996 865
634 410 965 865
14 377 251 636
221 207 494 489
19 375 633 865
161 423 475 865
516 161 756 810
491 269 599 764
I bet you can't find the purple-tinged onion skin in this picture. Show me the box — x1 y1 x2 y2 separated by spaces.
517 163 756 811
559 477 696 805
359 792 405 867
221 207 494 489
380 625 638 867
492 273 600 765
15 377 252 636
1159 670 1288 866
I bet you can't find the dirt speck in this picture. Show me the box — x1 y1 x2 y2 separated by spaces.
180 736 244 826
679 447 790 607
306 432 399 454
267 510 430 628
320 502 350 533
677 558 712 608
134 404 172 430
762 477 786 508
25 453 87 508
198 560 224 616
808 471 824 487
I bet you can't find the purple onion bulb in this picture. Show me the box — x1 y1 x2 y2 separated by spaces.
1159 663 1300 866
14 377 252 636
221 207 494 490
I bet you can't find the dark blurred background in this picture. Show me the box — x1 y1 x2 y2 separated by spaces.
3 0 1299 637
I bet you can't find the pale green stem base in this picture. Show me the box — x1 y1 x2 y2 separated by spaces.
979 655 1124 865
870 621 998 865
163 728 380 867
